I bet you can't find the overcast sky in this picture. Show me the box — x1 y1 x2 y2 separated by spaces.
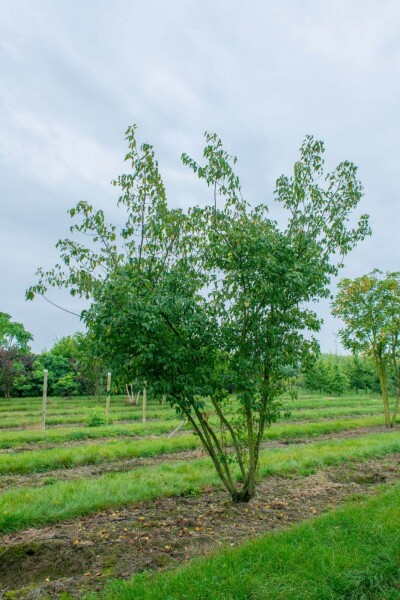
1 0 399 354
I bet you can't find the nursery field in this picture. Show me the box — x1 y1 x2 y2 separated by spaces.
0 392 399 599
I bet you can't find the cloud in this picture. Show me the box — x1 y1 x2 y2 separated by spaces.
1 0 399 353
0 104 122 187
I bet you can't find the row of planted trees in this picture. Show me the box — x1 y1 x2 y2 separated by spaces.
301 354 386 396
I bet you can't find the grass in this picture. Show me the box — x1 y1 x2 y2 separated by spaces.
0 431 399 534
85 483 400 600
0 419 188 449
0 410 177 429
1 414 396 476
0 434 200 475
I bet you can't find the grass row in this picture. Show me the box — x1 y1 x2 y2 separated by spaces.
0 402 386 431
0 410 178 429
0 420 188 449
86 483 400 600
0 434 200 475
0 414 396 475
0 393 380 412
0 431 399 533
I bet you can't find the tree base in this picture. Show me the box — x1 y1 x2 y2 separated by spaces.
231 490 254 503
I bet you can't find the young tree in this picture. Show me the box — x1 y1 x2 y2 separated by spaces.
303 357 330 393
332 270 400 427
328 363 349 396
27 126 370 501
348 355 376 394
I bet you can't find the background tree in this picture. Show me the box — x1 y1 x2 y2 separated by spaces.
0 312 33 399
332 270 400 427
27 126 370 501
328 363 349 396
348 355 376 394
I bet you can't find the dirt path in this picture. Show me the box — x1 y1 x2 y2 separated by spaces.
0 424 392 492
0 452 399 599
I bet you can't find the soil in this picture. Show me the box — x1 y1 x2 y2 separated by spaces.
0 452 399 599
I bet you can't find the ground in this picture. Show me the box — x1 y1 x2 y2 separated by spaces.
0 393 399 599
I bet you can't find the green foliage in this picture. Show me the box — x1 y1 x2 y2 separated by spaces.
86 408 109 427
333 270 400 427
302 353 381 396
0 312 34 398
53 373 80 397
27 126 370 501
0 312 33 352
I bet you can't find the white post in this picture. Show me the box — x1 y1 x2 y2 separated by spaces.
142 381 147 423
106 372 111 421
41 370 48 431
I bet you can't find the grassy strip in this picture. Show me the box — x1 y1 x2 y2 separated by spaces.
0 417 394 475
0 411 177 429
0 403 385 432
0 435 200 475
0 397 378 413
0 414 394 474
282 397 380 410
0 420 187 449
287 405 383 420
0 395 172 407
0 432 399 533
86 484 400 600
0 404 174 417
0 404 175 416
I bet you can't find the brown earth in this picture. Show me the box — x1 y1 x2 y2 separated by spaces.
0 452 399 599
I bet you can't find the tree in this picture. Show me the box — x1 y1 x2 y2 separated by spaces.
303 357 330 393
53 373 80 398
348 355 376 394
0 312 33 352
27 126 370 501
51 333 106 398
328 363 349 396
332 270 400 427
0 312 33 398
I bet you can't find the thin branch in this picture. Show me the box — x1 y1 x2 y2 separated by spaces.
41 295 81 318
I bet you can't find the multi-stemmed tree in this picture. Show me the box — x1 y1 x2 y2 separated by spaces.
27 126 370 501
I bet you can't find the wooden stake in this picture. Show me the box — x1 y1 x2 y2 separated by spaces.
41 369 48 431
142 381 147 423
106 372 111 421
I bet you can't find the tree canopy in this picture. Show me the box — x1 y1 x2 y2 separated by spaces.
0 312 33 352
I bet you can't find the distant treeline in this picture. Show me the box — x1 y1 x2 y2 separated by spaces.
0 334 106 399
3 340 389 400
0 308 390 400
299 354 387 396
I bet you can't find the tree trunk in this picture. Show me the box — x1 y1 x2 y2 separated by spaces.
390 347 400 428
377 361 390 428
